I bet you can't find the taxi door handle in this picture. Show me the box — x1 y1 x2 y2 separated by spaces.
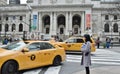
44 53 50 55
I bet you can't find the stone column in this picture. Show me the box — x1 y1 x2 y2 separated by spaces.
50 12 53 35
81 11 85 35
38 13 42 33
65 12 69 35
25 13 30 31
53 12 57 35
69 12 72 33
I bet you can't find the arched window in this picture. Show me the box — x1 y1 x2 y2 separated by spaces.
113 23 118 32
57 15 65 26
44 15 50 25
19 24 23 32
0 24 2 31
57 15 65 34
5 24 9 32
104 23 109 32
12 24 16 31
43 15 50 34
72 15 81 26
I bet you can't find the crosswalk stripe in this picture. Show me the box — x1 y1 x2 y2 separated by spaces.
67 56 120 60
23 68 42 74
23 66 61 74
67 56 120 61
44 66 61 74
66 49 120 65
67 59 120 65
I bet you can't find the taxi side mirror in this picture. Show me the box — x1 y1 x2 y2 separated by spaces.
65 42 68 43
22 48 29 52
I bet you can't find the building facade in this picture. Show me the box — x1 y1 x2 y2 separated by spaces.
0 0 7 5
0 0 120 40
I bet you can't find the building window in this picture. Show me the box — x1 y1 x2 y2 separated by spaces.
20 16 23 20
5 24 9 32
12 24 16 31
19 24 23 32
114 15 117 20
0 24 2 31
46 28 49 34
13 16 16 20
72 15 81 26
58 15 65 26
44 15 50 25
104 23 109 32
105 15 109 20
113 23 118 32
60 28 64 34
6 17 8 21
74 28 78 34
0 16 1 20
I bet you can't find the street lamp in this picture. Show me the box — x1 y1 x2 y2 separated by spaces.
27 4 32 32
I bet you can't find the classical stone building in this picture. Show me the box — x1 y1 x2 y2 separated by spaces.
0 0 7 5
0 0 120 40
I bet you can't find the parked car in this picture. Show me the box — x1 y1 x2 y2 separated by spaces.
0 40 66 74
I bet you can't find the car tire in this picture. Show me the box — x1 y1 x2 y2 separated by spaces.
1 61 18 74
53 56 61 66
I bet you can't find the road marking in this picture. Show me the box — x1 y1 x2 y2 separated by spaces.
66 49 120 65
23 69 42 74
67 59 120 65
44 66 61 74
23 66 61 74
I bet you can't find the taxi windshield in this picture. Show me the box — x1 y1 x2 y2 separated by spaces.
2 41 26 50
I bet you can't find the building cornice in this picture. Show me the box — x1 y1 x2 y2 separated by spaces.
32 4 93 8
32 4 93 12
101 1 120 4
0 4 29 12
0 4 93 12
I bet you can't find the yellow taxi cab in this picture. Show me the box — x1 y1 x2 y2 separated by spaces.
55 36 96 52
0 40 66 74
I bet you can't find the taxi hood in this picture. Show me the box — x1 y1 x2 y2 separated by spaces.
0 48 16 56
0 48 7 52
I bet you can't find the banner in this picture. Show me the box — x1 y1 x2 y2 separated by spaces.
32 15 37 30
86 14 91 30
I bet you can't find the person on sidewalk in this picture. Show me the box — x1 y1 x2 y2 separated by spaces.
96 37 100 48
81 34 91 74
106 37 111 48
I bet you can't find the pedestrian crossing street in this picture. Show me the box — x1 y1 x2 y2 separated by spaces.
67 49 120 65
23 49 120 74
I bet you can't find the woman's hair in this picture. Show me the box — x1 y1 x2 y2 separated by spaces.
84 34 92 42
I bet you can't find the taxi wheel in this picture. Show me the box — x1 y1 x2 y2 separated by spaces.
1 61 18 74
53 56 61 66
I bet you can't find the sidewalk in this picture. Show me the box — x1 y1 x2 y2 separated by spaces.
73 66 120 74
